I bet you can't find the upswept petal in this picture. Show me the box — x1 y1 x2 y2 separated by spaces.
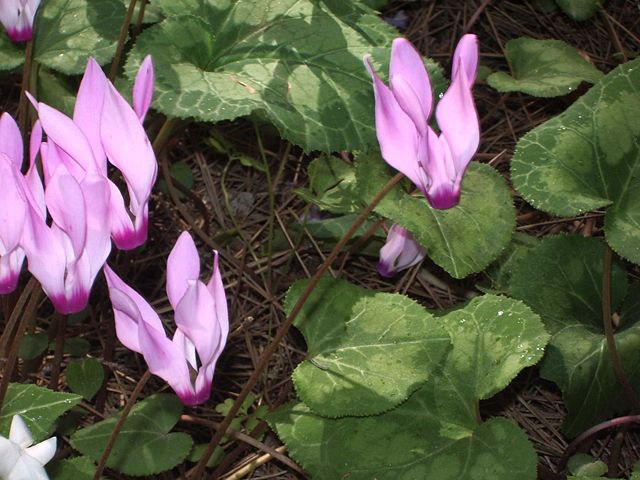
106 181 137 250
166 231 200 308
0 157 27 254
137 315 195 404
24 124 45 219
0 249 25 294
73 58 108 172
425 129 460 209
9 415 32 448
451 34 479 85
378 224 426 277
435 58 479 179
24 437 56 465
79 172 112 277
0 112 23 167
0 436 21 478
0 0 40 42
207 251 229 347
174 281 219 366
389 38 432 135
133 56 154 121
364 55 425 191
104 265 165 353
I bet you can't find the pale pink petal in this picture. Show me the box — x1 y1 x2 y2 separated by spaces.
0 112 23 167
172 328 197 370
73 57 108 173
104 265 165 353
389 38 432 135
166 231 200 308
79 172 111 277
378 224 426 277
101 82 157 213
45 169 87 258
24 124 45 218
133 55 154 121
9 415 33 448
364 55 427 192
434 59 479 186
32 101 99 173
0 0 39 42
206 251 229 350
0 249 25 294
137 316 195 404
174 281 219 366
8 456 50 480
452 34 479 85
0 436 21 477
0 157 27 253
425 129 460 209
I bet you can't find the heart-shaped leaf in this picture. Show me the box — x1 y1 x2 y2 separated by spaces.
48 456 95 480
357 152 515 278
33 0 125 74
487 37 603 97
71 394 193 476
125 0 444 152
270 293 546 479
507 235 640 436
286 277 450 417
0 384 81 441
511 58 640 264
66 358 104 401
555 0 602 20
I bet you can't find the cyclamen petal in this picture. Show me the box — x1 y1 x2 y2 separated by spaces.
378 224 426 277
0 0 40 42
105 232 229 406
0 415 56 480
365 34 479 210
133 56 154 121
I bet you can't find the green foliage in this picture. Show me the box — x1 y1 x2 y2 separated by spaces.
487 37 602 97
33 0 126 74
555 0 602 20
508 235 640 436
65 358 104 401
286 277 450 417
0 32 25 70
71 394 193 476
37 68 76 117
271 281 547 479
357 152 515 278
18 332 49 360
126 0 442 152
0 384 81 441
511 58 640 263
294 155 361 214
568 453 608 477
478 233 539 294
48 456 95 480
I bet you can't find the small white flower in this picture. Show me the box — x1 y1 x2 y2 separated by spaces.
0 415 56 480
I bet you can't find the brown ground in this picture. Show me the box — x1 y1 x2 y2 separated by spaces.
8 0 640 479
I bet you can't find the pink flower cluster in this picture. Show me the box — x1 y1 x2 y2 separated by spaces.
0 57 228 405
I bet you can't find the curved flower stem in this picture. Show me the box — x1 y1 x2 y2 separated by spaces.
188 172 405 479
0 279 42 409
558 413 640 473
602 244 640 411
108 0 138 82
17 40 34 137
151 117 180 156
131 0 147 41
92 369 151 480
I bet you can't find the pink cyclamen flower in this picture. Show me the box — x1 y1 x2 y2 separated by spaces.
364 35 479 209
104 231 229 405
0 113 28 293
0 0 40 42
20 121 112 313
28 55 157 250
378 224 426 277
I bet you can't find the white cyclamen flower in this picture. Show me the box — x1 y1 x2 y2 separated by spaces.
0 415 56 480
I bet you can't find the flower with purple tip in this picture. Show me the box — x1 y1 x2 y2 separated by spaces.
364 35 479 209
378 224 426 277
104 231 229 406
0 0 40 42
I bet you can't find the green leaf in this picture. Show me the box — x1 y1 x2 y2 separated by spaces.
555 0 602 21
0 31 24 70
295 155 361 214
187 444 224 468
477 233 539 294
487 37 603 97
33 0 126 74
63 337 91 356
18 332 49 360
568 453 608 477
71 394 193 476
357 152 515 278
37 68 77 117
125 0 437 152
270 398 537 480
48 456 95 480
511 58 640 263
286 277 450 417
0 384 81 441
507 235 640 436
66 358 105 401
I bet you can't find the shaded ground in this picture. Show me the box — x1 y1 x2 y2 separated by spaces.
8 1 640 479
